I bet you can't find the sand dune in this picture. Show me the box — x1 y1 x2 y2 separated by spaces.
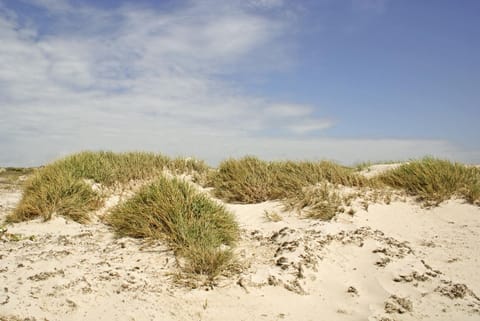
1 168 480 321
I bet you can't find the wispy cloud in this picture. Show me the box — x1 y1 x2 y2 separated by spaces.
0 0 476 166
0 1 324 136
265 104 312 117
287 119 334 134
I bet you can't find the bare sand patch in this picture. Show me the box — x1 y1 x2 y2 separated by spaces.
1 178 480 321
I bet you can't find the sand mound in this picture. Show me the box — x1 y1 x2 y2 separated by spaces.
1 179 480 321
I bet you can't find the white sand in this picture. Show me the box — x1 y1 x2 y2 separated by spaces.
1 175 480 320
359 163 403 178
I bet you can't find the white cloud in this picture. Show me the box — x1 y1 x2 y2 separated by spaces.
265 104 312 117
0 0 478 167
0 1 320 134
287 119 334 134
2 129 477 167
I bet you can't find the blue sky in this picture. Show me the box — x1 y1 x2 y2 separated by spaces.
0 0 479 166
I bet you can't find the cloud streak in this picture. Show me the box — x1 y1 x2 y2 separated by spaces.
1 0 478 166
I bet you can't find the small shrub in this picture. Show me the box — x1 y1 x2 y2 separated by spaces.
105 176 239 278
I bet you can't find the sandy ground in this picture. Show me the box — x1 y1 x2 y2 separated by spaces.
1 170 480 321
358 163 403 178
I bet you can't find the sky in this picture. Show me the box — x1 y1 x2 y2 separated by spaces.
1 0 479 166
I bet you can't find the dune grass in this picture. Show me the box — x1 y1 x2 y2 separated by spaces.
207 157 272 203
0 167 35 189
207 156 369 220
57 151 208 186
7 151 209 223
7 165 102 223
105 176 238 278
283 182 343 220
377 157 480 205
7 151 478 228
353 160 402 172
208 156 367 204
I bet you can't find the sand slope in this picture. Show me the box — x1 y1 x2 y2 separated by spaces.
1 181 480 320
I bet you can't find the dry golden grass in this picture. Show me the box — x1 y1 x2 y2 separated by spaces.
0 167 35 190
7 151 209 223
207 156 272 203
283 182 343 220
7 165 101 223
377 157 480 206
58 151 208 186
207 157 368 220
105 176 238 278
208 156 367 203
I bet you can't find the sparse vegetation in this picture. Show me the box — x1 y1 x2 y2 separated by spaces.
7 165 102 223
377 157 480 206
283 182 343 220
105 176 238 278
354 161 373 172
7 151 209 223
0 225 34 242
207 157 369 220
208 156 367 203
207 156 272 203
55 151 208 186
353 160 401 172
0 167 35 189
263 210 283 222
3 152 480 286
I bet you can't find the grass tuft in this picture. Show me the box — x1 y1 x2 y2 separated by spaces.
8 151 209 223
58 151 208 186
207 156 272 203
105 176 238 278
209 157 367 203
283 182 343 220
377 157 480 206
7 166 101 223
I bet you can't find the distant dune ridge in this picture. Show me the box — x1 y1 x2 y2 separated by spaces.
1 152 479 321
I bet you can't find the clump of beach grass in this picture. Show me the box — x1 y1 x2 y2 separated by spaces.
208 156 368 203
207 157 272 203
283 182 343 220
7 151 209 223
7 165 102 223
57 151 208 186
208 156 369 221
105 176 238 278
377 157 480 206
